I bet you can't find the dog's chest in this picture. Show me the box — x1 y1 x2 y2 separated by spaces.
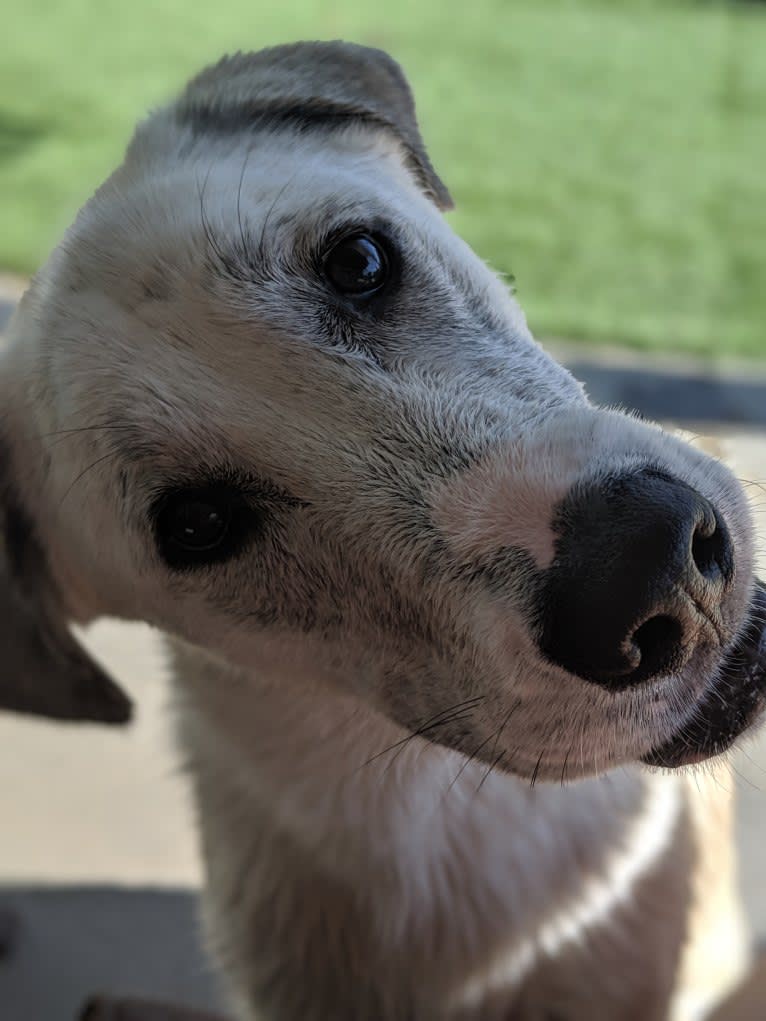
177 674 689 1019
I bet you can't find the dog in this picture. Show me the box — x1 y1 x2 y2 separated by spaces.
2 42 766 1021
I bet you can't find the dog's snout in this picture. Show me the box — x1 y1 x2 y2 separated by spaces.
539 467 734 689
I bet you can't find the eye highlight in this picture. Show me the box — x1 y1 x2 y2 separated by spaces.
162 495 231 552
153 485 257 569
322 233 390 297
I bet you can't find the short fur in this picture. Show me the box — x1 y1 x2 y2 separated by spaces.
1 42 763 1020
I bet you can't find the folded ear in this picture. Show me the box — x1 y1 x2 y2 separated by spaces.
0 442 131 724
174 41 454 211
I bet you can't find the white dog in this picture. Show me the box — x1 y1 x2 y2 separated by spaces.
2 43 766 1021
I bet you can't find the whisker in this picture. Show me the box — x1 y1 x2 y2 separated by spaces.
737 746 766 776
476 746 505 794
739 477 766 498
529 751 544 788
197 164 231 269
444 728 500 798
358 696 486 770
560 744 573 787
730 759 760 792
475 702 519 795
58 451 120 508
43 423 135 441
257 171 301 262
380 703 484 777
236 145 255 258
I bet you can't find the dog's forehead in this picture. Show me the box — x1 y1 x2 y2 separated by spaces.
20 122 545 485
18 131 459 448
46 124 516 371
75 126 436 284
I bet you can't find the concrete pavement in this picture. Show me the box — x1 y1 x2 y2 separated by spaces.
0 888 224 1019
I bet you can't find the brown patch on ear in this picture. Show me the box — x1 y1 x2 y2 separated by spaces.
0 445 132 724
176 41 454 211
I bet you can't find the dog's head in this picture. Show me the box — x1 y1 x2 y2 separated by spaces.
1 42 764 778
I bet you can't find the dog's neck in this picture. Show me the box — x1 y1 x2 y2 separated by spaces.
168 634 683 982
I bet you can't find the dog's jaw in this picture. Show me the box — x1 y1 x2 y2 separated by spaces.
643 580 766 769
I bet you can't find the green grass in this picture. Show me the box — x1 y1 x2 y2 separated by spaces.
2 0 765 357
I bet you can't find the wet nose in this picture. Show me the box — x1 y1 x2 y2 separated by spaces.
539 467 734 689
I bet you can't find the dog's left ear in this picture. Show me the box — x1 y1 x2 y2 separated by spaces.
0 439 132 724
175 41 454 211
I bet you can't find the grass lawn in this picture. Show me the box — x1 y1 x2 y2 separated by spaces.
1 0 764 357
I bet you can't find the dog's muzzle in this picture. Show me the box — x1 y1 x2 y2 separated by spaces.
532 463 766 767
538 467 735 689
642 579 766 768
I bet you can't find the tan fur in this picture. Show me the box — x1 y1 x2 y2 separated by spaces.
709 953 766 1021
672 765 750 1020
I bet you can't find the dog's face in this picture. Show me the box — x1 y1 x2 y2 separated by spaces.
1 43 764 781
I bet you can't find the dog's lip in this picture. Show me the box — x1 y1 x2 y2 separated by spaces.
642 578 766 769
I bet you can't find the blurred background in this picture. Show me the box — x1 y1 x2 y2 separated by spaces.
2 0 766 356
0 0 764 1018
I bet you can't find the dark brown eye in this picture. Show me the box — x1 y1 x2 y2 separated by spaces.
322 234 389 296
154 486 246 569
162 497 231 552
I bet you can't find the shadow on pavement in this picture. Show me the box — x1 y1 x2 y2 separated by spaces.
0 299 15 333
568 360 766 427
0 886 226 1021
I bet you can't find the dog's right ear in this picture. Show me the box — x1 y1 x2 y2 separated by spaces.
172 41 454 211
0 437 132 724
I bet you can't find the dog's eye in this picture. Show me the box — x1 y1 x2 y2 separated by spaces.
162 496 230 551
154 487 248 568
322 234 389 297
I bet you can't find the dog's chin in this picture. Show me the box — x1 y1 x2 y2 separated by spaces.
642 579 766 770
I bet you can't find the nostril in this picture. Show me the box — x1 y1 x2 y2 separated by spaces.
691 515 733 585
631 615 685 680
539 470 735 690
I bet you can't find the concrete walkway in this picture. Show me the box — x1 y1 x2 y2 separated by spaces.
1 283 765 1018
0 273 25 332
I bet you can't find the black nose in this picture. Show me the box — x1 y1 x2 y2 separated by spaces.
539 467 734 689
